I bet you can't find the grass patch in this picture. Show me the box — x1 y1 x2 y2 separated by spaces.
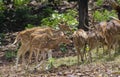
4 50 17 60
53 56 77 67
52 47 120 68
28 47 120 71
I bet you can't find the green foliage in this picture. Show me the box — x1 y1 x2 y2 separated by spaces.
85 45 89 52
41 10 78 30
117 0 120 4
95 0 103 6
0 1 54 32
93 10 117 22
14 0 29 6
4 50 17 60
46 57 55 70
25 24 35 29
0 5 34 32
0 1 5 10
0 33 5 45
0 0 78 33
60 44 67 53
0 33 5 39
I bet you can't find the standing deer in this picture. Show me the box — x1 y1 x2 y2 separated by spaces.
73 26 106 63
28 31 72 69
95 17 120 56
13 27 56 68
87 29 105 62
73 29 88 64
14 27 41 68
104 19 120 56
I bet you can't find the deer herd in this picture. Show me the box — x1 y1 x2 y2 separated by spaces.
13 17 120 70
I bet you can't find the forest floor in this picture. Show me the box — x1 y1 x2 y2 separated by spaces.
0 33 120 77
0 52 120 77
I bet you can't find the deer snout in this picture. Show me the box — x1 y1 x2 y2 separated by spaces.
65 39 72 45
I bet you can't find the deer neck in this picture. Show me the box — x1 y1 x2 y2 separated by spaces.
47 37 62 49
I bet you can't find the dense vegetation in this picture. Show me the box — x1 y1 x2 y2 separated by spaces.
0 0 119 33
0 0 78 33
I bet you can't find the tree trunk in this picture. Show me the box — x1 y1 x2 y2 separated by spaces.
78 0 89 31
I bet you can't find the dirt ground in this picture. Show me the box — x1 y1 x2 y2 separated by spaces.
0 59 120 77
0 32 120 77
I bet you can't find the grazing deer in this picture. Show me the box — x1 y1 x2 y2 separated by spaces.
94 22 108 53
28 33 52 64
73 29 88 64
72 25 106 63
104 19 120 56
95 18 120 56
86 29 105 62
13 27 56 68
110 17 120 52
14 27 41 68
28 31 72 69
28 29 60 63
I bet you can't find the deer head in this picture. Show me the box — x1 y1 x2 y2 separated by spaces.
59 31 72 44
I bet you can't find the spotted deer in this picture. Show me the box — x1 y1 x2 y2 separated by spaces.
28 31 72 69
13 27 56 68
86 29 105 62
73 29 88 64
95 17 120 56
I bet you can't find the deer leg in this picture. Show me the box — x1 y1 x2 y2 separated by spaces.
38 51 44 62
21 44 30 65
88 49 92 62
102 45 105 54
48 49 54 67
48 49 52 58
26 49 41 69
83 44 87 61
107 44 112 57
105 44 109 55
80 51 84 62
16 44 26 68
28 46 34 64
34 60 45 71
34 50 47 70
114 41 119 54
96 46 99 55
35 49 40 64
76 47 81 64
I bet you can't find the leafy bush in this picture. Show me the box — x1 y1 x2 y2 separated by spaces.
117 0 120 4
60 44 67 53
25 24 35 29
4 50 17 60
0 1 54 33
0 5 31 32
93 10 117 22
46 57 55 70
0 33 5 45
14 0 29 6
41 9 78 30
95 0 104 6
